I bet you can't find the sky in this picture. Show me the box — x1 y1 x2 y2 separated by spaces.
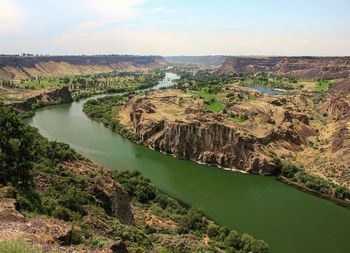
0 0 350 56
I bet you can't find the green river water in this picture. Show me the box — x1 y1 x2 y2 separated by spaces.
26 73 350 253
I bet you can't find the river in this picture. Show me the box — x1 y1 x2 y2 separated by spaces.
26 72 350 253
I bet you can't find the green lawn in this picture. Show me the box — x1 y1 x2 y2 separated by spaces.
205 101 225 112
314 80 330 92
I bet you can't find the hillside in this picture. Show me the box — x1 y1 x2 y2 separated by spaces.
0 55 168 81
165 56 228 66
218 57 350 79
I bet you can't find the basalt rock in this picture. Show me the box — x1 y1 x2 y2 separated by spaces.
126 94 314 175
93 175 136 226
218 56 350 79
327 96 350 121
0 198 72 248
9 86 73 112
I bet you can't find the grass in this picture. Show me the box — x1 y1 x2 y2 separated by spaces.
17 79 61 89
314 80 330 92
204 101 225 112
191 87 225 112
248 94 257 100
230 113 248 123
194 88 217 100
0 239 43 253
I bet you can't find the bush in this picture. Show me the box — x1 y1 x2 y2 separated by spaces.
207 224 220 238
225 230 241 249
180 207 208 233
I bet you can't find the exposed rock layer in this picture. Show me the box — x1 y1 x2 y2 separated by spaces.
7 86 73 112
218 57 350 79
0 55 168 81
122 89 315 175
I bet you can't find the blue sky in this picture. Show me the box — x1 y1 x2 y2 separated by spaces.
0 0 350 55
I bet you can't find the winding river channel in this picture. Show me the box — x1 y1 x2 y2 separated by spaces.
26 73 350 253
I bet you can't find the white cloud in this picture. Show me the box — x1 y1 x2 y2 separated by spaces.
0 0 23 33
83 0 146 30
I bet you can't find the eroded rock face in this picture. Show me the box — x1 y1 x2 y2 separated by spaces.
332 78 350 95
218 57 350 79
93 175 136 225
61 161 136 226
123 90 315 175
9 86 73 112
327 96 350 121
0 197 131 252
0 198 72 249
0 55 168 81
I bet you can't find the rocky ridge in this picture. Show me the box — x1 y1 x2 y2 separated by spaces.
0 55 168 81
4 86 73 113
218 57 350 79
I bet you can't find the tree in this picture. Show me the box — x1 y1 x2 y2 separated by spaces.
180 207 208 232
0 104 36 187
63 77 70 84
225 230 241 249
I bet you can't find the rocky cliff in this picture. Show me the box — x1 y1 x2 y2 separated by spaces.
6 86 73 112
0 55 168 81
118 87 350 186
120 89 316 175
218 56 350 79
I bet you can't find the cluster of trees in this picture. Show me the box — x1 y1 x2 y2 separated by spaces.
67 71 165 91
274 159 350 201
83 95 137 141
1 80 15 88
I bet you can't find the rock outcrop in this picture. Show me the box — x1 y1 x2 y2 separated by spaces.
122 89 315 175
61 161 135 226
332 78 350 95
118 87 350 186
7 86 73 112
0 55 168 81
218 56 350 79
0 198 73 251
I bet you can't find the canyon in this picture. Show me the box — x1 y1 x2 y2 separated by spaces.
0 55 168 81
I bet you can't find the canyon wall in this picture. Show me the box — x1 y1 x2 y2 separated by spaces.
122 91 315 175
218 56 350 79
165 55 228 66
7 86 73 112
0 55 168 81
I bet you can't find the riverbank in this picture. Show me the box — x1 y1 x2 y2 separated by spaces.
278 176 350 208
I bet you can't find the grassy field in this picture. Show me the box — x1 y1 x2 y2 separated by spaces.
17 79 62 89
314 80 331 92
205 100 225 112
190 87 225 113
